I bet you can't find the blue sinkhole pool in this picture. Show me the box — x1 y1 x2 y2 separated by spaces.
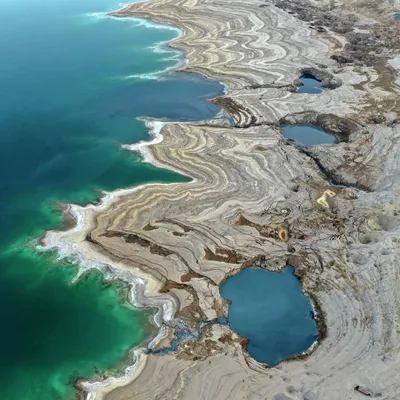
281 123 337 146
220 266 319 366
297 73 323 94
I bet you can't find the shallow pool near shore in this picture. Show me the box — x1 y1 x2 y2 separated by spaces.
281 124 337 146
220 266 318 366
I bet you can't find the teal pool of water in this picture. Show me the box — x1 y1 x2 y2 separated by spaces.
0 0 224 398
281 124 336 146
297 73 323 94
220 266 319 366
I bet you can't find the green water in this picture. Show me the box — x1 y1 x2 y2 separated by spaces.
0 0 224 398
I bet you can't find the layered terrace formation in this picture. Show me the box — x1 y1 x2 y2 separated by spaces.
51 0 400 398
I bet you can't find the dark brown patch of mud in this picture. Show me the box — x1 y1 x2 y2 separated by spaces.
234 214 290 241
204 247 245 264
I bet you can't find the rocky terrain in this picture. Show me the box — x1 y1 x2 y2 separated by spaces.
45 0 400 398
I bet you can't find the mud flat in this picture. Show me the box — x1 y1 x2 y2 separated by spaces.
46 0 400 398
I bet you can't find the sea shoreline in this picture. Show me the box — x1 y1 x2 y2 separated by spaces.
41 174 190 399
42 0 352 397
42 0 400 398
82 0 400 399
41 3 227 399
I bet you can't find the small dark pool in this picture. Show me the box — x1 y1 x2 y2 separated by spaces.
297 73 323 94
394 13 400 21
220 266 318 366
281 123 337 146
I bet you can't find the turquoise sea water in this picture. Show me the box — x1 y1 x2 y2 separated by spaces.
0 0 223 398
220 267 318 366
281 124 336 146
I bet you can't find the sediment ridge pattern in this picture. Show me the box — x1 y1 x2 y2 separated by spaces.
46 0 400 399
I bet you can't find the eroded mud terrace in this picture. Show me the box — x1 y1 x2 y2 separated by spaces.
48 0 400 398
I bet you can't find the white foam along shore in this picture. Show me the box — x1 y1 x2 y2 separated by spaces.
122 118 171 168
122 116 230 173
91 6 231 88
39 5 225 399
41 120 191 397
62 112 231 397
40 0 232 395
124 22 186 80
88 4 187 81
122 117 195 177
41 186 180 398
